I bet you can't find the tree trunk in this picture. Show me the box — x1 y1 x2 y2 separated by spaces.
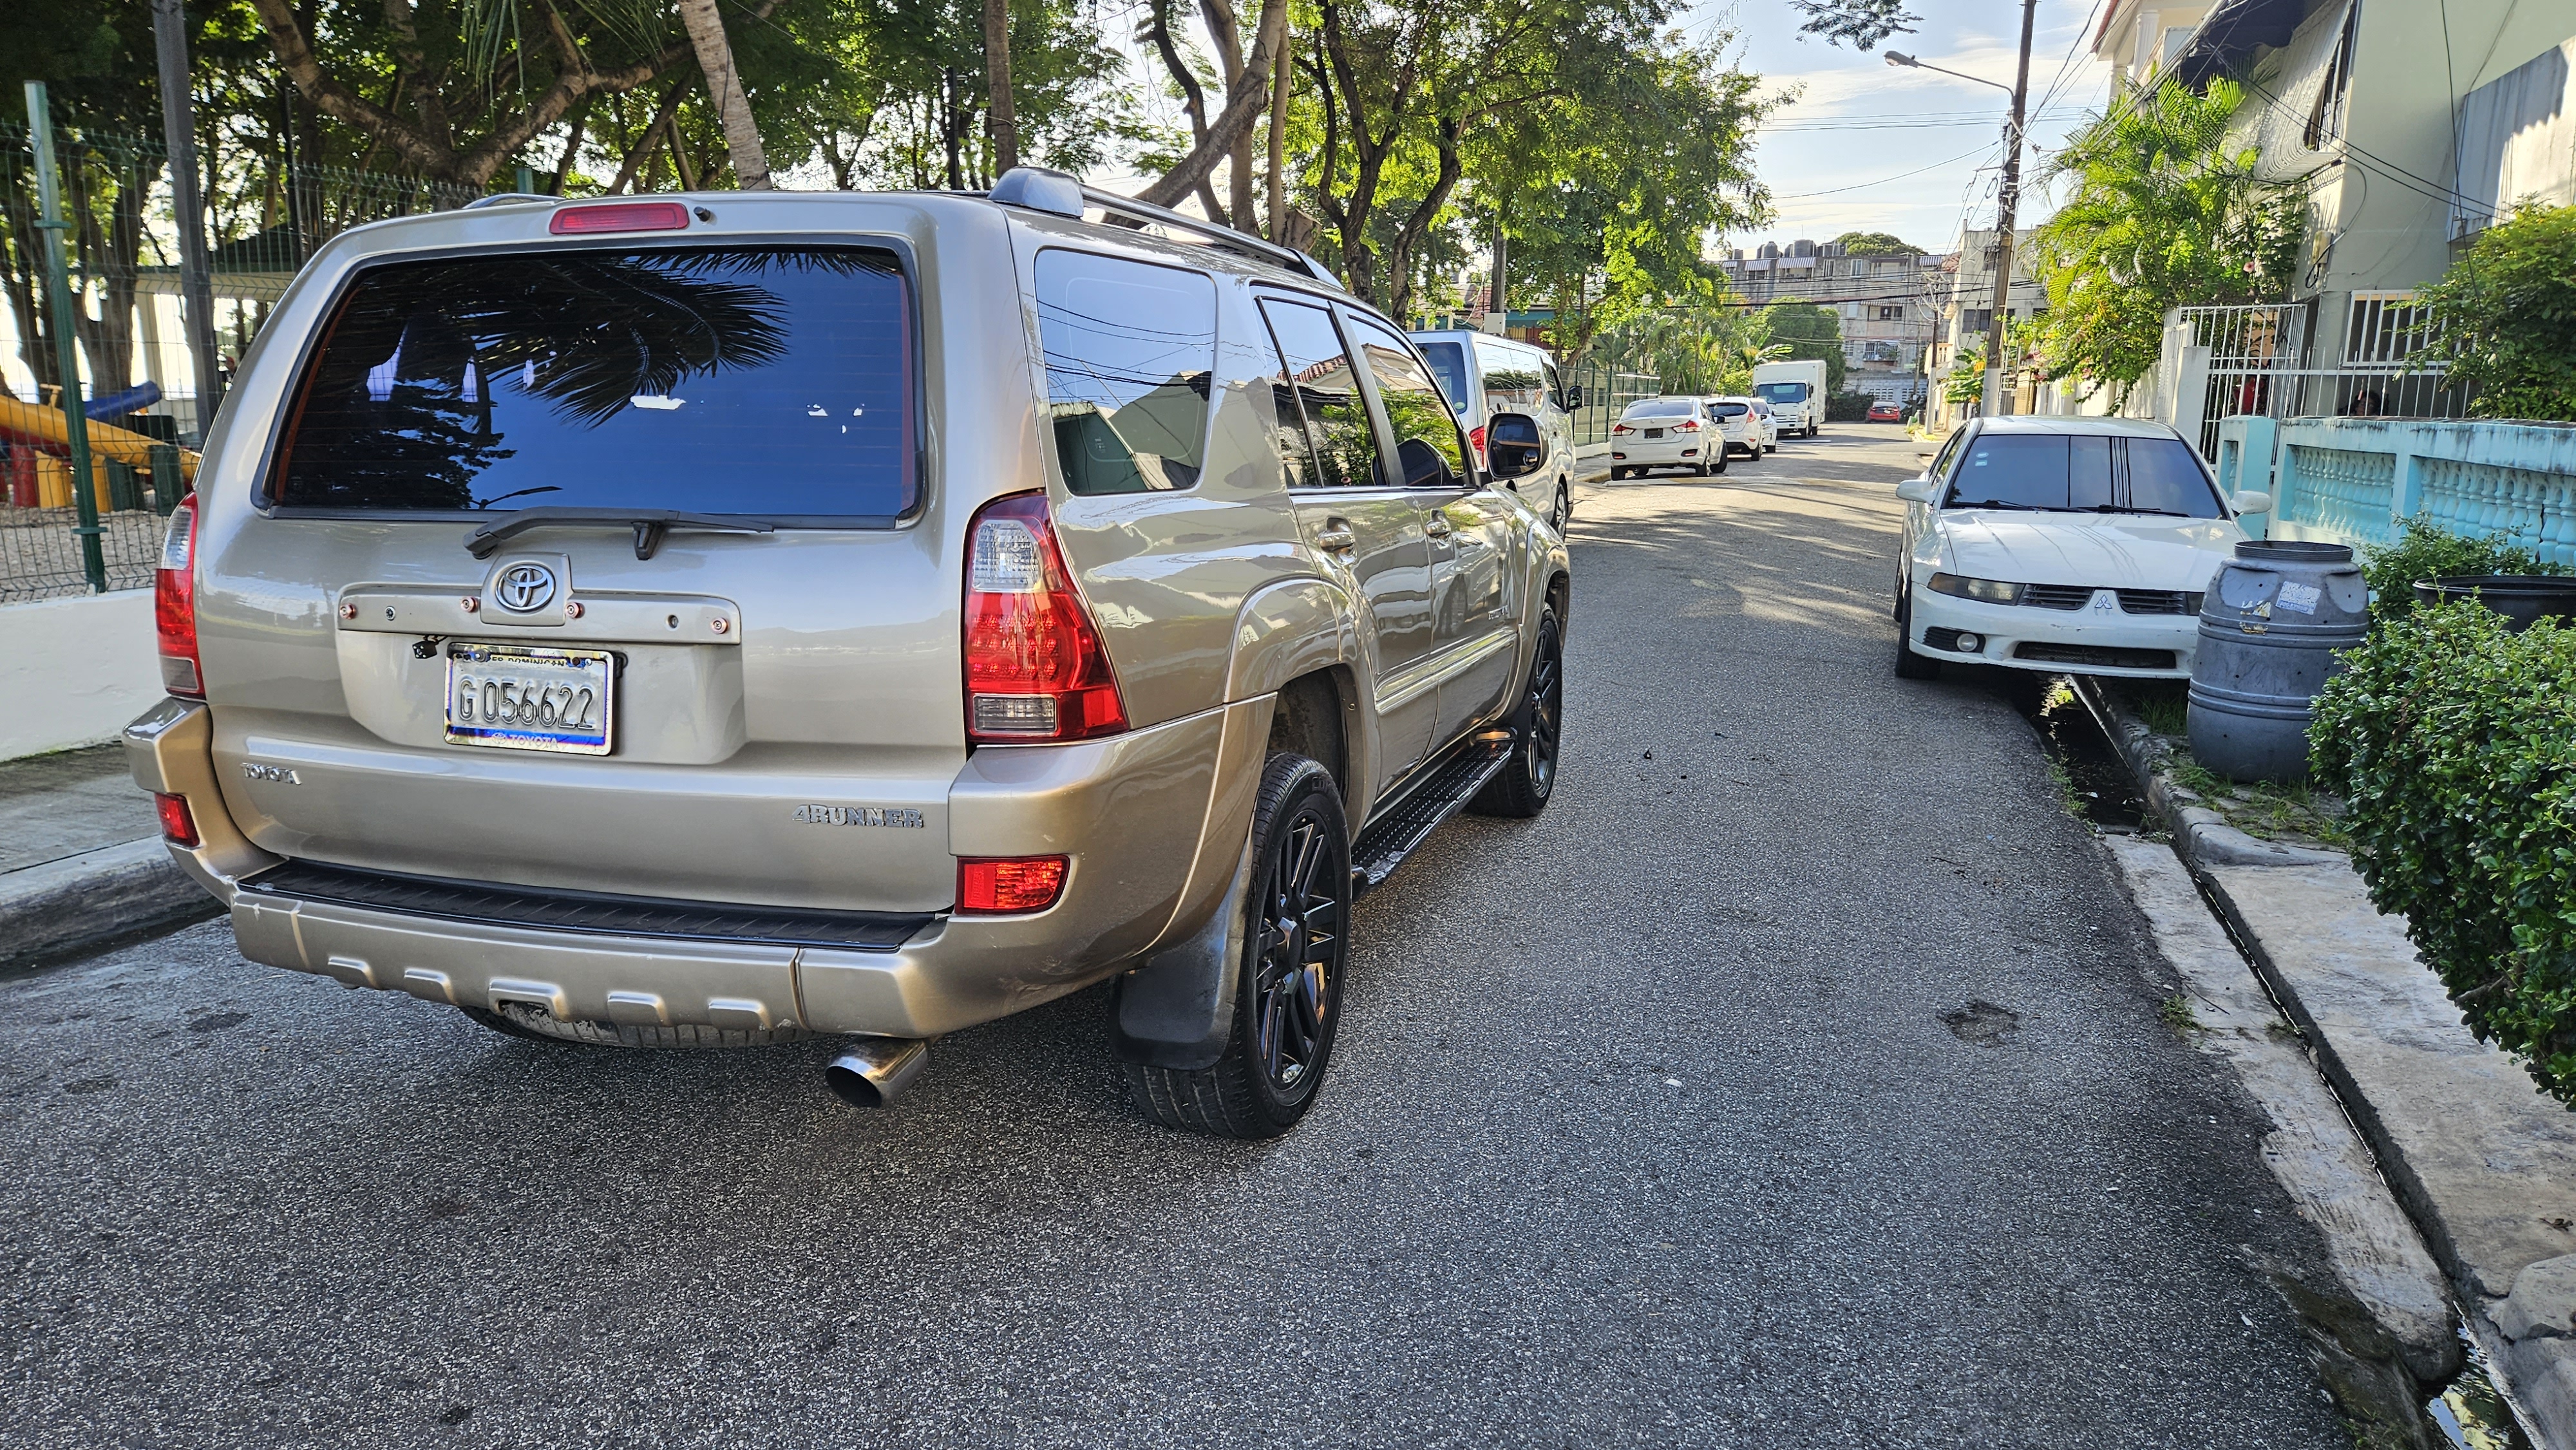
675 0 770 189
984 0 1018 172
1134 0 1287 212
1267 28 1289 241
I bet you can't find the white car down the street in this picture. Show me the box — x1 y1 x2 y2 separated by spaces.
1893 417 2275 681
1608 397 1725 478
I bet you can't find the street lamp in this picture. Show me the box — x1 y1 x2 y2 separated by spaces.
1886 4 2038 420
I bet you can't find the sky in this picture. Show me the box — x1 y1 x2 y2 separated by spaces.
1689 0 2117 257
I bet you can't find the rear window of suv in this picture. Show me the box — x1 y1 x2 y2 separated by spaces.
270 246 915 519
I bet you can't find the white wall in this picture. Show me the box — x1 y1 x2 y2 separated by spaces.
1 589 163 760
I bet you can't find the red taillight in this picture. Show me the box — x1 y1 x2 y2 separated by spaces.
155 496 202 697
1611 424 1634 436
548 202 691 235
958 856 1068 914
153 792 199 848
963 492 1128 742
1676 419 1701 431
1468 424 1487 467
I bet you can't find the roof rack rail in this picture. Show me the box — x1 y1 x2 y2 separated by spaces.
983 166 1343 290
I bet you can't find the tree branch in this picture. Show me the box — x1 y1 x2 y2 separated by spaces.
1135 0 1287 210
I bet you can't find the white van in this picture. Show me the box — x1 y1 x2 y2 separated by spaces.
1410 330 1579 532
1751 359 1828 438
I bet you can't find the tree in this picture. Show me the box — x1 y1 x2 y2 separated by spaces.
2027 79 2303 395
1462 32 1770 357
1761 301 1844 391
1596 298 1785 395
983 0 1017 170
1785 0 1917 48
2409 202 2576 422
1832 230 1915 257
677 0 772 187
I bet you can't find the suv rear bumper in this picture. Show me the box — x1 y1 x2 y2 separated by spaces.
128 696 1269 1038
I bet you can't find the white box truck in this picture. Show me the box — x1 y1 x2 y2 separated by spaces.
1751 359 1828 438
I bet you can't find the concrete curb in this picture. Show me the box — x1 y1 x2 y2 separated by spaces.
2078 677 2576 1447
0 837 220 977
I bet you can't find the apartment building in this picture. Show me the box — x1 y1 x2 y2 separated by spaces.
2171 0 2575 370
1921 227 2052 427
2094 3 2215 89
1715 240 1949 404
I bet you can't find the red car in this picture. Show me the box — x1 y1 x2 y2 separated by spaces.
1867 401 1904 422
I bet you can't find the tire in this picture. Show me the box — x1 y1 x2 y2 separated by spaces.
1126 753 1351 1138
1609 467 1628 481
1692 458 1712 477
1549 484 1571 532
457 1003 810 1048
1712 446 1728 475
1893 590 1941 679
1470 605 1564 819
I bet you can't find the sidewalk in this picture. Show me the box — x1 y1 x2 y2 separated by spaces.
0 742 215 975
2080 678 2576 1447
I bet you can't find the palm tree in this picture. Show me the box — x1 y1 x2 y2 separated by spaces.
676 0 772 189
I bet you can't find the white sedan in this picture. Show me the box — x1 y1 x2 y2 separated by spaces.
1893 417 2273 680
1607 397 1725 478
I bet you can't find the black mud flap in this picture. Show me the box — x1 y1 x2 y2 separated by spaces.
1108 831 1255 1071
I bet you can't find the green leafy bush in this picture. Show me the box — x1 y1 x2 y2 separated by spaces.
2410 202 2576 422
2358 514 2561 622
1824 390 1879 422
2310 604 2576 1099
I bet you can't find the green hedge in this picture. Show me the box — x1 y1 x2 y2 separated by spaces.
2310 603 2576 1100
1824 390 1879 422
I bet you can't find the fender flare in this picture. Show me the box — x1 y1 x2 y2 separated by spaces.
1222 575 1361 702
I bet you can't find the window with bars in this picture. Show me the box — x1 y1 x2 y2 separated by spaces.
2345 293 2434 366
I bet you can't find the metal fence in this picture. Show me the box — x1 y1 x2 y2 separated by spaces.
1 121 480 601
1563 364 1663 446
2179 297 2467 459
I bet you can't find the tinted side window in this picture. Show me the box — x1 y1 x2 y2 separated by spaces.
1351 317 1468 490
1260 298 1383 489
1475 340 1545 412
273 247 914 517
1416 339 1471 413
1034 250 1216 495
1541 359 1567 411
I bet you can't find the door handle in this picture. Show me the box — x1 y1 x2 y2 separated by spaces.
1316 521 1358 553
1424 514 1454 540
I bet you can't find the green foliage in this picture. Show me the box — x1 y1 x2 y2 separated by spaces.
2409 203 2576 422
2029 80 2304 391
1593 298 1784 395
1832 231 1917 258
1823 390 1877 421
1760 301 1844 392
1786 0 1917 48
2359 515 2562 622
2310 604 2576 1100
1940 342 1984 405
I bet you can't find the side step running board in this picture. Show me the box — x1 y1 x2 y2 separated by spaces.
1349 733 1513 896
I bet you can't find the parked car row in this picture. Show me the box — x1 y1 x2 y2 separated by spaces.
1604 393 1786 479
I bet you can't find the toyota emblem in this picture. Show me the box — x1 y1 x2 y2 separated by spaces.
495 561 558 614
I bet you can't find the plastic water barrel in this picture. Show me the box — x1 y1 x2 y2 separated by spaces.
2187 540 2370 783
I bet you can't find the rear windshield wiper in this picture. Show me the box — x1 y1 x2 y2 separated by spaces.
464 507 777 561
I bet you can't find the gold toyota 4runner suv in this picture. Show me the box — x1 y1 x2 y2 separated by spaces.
126 167 1571 1137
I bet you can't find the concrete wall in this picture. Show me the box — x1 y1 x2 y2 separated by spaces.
1 588 162 760
2227 417 2576 563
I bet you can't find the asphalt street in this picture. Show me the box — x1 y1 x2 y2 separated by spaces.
3 424 2362 1447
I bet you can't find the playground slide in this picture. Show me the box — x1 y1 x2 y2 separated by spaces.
0 395 200 482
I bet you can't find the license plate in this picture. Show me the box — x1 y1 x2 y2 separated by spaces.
444 644 614 755
1644 428 1665 439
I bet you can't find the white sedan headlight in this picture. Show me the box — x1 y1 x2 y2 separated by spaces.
1927 572 2025 605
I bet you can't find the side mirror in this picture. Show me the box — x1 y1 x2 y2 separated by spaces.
1895 475 1939 504
2231 490 2273 516
1562 384 1585 411
1486 411 1546 481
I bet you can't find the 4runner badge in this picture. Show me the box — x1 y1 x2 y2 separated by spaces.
793 804 926 829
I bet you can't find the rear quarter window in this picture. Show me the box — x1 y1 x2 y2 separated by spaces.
1034 249 1217 495
271 247 915 519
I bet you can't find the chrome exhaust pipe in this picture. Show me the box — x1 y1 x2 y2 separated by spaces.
824 1037 930 1108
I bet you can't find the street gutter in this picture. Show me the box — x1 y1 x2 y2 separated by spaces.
2078 675 2576 1449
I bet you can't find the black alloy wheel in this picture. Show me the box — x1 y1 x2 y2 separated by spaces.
1551 483 1571 533
1126 754 1350 1138
1472 604 1564 818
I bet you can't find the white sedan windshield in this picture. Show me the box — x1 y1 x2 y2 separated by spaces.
1947 435 2223 518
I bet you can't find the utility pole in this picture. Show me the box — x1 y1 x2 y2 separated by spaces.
1980 0 2038 417
26 83 108 593
151 0 225 435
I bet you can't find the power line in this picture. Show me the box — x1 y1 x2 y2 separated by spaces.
1772 139 1999 199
